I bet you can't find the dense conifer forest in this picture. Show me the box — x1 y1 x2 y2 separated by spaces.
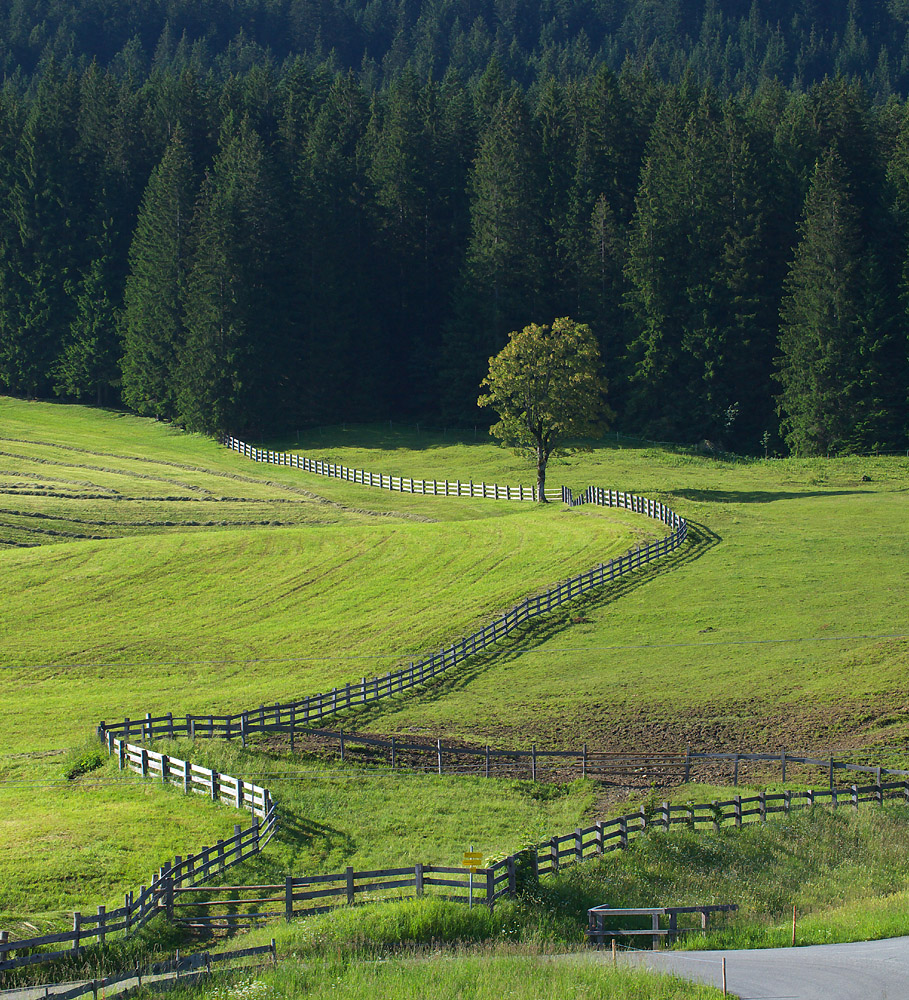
1 0 909 453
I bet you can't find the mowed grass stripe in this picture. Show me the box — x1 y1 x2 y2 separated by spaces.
1 506 639 749
0 398 653 920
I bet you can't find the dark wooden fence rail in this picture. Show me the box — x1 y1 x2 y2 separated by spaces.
24 941 277 1000
5 770 906 971
0 740 277 974
28 779 906 944
100 437 687 745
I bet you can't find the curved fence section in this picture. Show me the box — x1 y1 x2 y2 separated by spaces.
4 437 688 974
100 437 686 744
0 741 277 973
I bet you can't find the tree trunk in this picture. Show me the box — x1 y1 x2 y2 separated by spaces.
536 442 547 502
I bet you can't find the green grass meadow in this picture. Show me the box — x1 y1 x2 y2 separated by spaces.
3 397 909 958
0 398 640 927
142 951 721 1000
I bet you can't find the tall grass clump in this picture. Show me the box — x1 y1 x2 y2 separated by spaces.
145 951 721 999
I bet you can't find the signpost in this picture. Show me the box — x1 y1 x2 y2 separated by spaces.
462 847 483 909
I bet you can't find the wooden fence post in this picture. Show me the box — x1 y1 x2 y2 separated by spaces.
760 790 767 822
346 867 355 905
684 746 691 783
339 730 345 762
735 796 742 828
72 912 81 952
575 828 584 861
97 905 106 945
415 863 424 897
550 837 559 873
733 754 739 786
117 739 125 770
852 784 859 810
620 816 628 849
781 749 787 783
390 737 396 769
437 739 443 775
663 802 670 832
285 877 293 922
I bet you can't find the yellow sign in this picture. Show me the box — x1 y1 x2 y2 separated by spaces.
462 851 484 871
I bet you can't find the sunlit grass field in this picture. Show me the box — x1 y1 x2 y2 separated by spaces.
279 423 909 754
3 397 909 951
0 398 642 927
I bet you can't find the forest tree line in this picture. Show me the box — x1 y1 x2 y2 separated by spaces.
1 53 909 453
7 0 909 100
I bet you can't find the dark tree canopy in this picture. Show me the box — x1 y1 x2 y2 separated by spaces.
0 20 906 454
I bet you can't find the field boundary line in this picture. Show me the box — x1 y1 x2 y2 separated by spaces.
99 435 687 744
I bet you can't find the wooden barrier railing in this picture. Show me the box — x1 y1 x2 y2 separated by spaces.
0 740 277 974
587 904 739 949
4 772 906 970
23 940 277 1000
101 437 687 745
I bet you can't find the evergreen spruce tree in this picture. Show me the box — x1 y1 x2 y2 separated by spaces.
54 220 121 404
0 65 82 396
292 74 375 423
776 147 872 454
176 116 285 435
443 88 546 415
121 126 195 418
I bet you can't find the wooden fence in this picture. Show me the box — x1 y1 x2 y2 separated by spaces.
24 941 277 1000
58 778 909 936
100 437 687 746
0 740 277 974
32 942 276 1000
98 723 909 790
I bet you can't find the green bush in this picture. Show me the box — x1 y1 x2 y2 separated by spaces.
62 742 106 780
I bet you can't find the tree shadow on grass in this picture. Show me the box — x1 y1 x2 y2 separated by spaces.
328 519 722 730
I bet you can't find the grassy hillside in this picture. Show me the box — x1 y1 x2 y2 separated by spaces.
282 424 909 755
0 398 644 925
4 399 908 941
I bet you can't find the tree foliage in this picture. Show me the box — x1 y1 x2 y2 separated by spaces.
478 317 611 499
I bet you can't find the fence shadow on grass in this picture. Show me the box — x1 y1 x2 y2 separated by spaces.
671 488 870 504
315 519 721 729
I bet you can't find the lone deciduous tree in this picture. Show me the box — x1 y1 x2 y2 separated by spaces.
478 317 611 501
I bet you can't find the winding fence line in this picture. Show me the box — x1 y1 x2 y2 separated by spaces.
99 436 687 746
0 742 276 974
7 438 909 974
162 779 909 930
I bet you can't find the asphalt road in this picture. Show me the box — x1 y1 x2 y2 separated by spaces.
590 936 909 999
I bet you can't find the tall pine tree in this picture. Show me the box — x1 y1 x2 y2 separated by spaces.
121 125 196 418
776 146 891 455
177 116 287 435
